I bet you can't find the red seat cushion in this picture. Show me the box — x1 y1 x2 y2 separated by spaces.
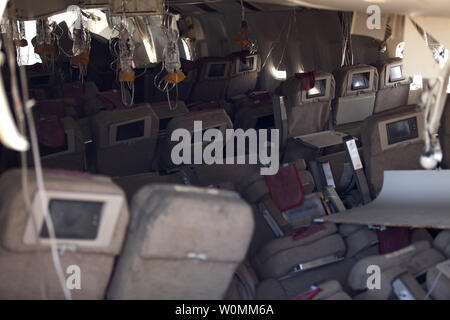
37 118 66 148
97 90 126 110
377 227 411 254
264 163 304 212
38 100 66 118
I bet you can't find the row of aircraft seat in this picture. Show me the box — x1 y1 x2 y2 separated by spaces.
0 169 254 299
2 167 448 300
278 57 410 141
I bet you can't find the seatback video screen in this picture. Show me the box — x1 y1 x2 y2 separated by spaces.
40 199 103 240
387 117 418 145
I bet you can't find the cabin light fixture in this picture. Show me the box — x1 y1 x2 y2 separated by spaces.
271 67 286 80
142 37 157 63
182 38 191 61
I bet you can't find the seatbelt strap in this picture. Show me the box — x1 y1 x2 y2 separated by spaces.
290 286 323 300
343 135 372 204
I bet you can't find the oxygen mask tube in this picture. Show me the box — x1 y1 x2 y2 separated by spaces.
154 13 185 110
35 18 55 71
235 0 257 54
69 5 91 82
116 18 135 107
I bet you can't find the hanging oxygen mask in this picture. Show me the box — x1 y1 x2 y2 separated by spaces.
154 13 185 110
68 5 91 81
12 20 27 48
235 1 258 55
109 17 135 107
35 18 55 70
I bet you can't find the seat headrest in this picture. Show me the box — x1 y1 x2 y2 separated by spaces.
372 58 411 89
434 230 450 258
0 169 129 255
129 184 254 262
333 64 378 97
92 104 159 148
361 104 424 156
197 57 233 81
278 71 335 105
167 108 233 133
348 240 431 290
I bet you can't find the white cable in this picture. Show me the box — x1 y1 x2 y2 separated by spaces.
24 101 72 300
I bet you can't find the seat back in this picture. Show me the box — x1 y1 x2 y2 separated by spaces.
107 184 254 299
361 105 425 194
227 53 260 98
332 65 378 125
160 109 233 171
92 104 159 176
234 93 275 131
277 72 335 137
61 82 99 117
372 58 411 113
34 117 85 171
0 169 129 299
189 57 232 103
149 101 189 138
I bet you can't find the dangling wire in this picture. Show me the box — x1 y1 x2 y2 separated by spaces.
340 12 353 67
2 18 69 299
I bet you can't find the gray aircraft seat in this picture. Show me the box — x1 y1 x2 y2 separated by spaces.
188 100 234 120
360 105 424 195
0 169 129 299
107 184 254 299
227 53 261 98
26 65 56 90
238 159 315 204
159 109 233 171
91 104 159 176
81 89 131 117
33 117 85 171
237 159 317 237
347 240 445 300
372 58 411 113
234 96 275 132
276 71 335 137
252 224 378 300
112 169 197 201
332 65 378 137
60 81 99 118
224 259 260 300
252 223 346 280
425 231 450 300
426 231 450 300
188 57 232 103
149 100 189 139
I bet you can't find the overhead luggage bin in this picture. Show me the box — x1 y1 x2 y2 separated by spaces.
323 170 450 229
